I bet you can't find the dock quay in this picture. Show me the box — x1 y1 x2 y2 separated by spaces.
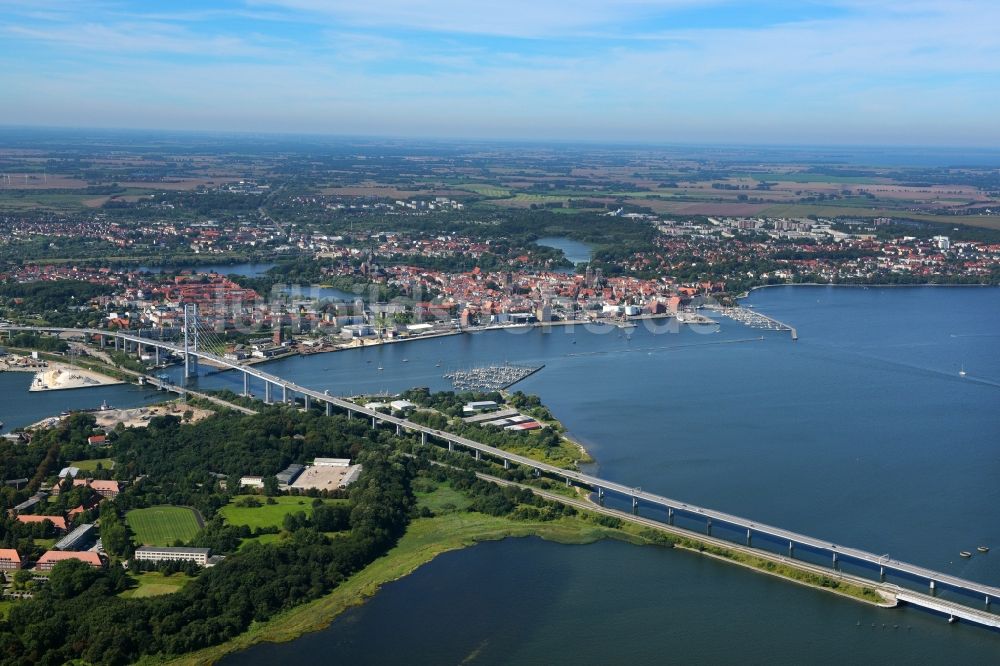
444 364 544 391
714 306 798 340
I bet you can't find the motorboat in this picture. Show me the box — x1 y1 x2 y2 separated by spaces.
977 546 989 553
959 551 972 558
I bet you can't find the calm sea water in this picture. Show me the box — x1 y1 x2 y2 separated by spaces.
7 286 1000 661
221 538 1000 666
0 373 165 433
222 286 1000 663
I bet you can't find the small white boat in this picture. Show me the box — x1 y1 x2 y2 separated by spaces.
977 545 989 553
959 365 967 377
959 551 972 558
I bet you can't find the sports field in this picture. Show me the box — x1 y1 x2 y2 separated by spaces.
126 506 203 546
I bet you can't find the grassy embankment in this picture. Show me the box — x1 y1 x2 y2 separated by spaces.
669 536 884 605
494 430 592 470
158 477 885 666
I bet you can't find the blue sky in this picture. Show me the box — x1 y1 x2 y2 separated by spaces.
2 1 999 145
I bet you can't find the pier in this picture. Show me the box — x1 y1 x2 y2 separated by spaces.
714 306 798 340
444 364 545 391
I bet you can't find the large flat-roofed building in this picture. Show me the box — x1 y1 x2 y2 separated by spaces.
134 546 211 566
290 462 362 491
54 523 96 551
275 464 304 487
313 457 352 467
239 475 264 489
36 550 102 570
463 400 499 414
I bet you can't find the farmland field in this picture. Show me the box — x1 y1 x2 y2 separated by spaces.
457 183 511 197
126 506 203 546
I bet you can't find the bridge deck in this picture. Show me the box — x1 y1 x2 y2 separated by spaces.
7 325 999 608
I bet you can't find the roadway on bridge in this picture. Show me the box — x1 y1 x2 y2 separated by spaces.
8 324 1000 614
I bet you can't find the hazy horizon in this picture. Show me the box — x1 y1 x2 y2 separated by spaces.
3 1 1000 146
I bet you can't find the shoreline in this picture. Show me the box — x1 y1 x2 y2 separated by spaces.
28 362 124 392
738 281 997 300
161 470 900 666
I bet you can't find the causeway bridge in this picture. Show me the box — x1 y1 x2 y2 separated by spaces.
5 322 999 628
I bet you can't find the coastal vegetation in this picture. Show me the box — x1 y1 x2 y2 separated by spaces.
398 388 592 469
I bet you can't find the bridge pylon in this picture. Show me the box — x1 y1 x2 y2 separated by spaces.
183 303 200 379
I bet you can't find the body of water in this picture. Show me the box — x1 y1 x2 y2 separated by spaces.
278 284 359 302
535 236 594 266
7 286 1000 661
223 538 1000 666
136 262 276 276
219 285 1000 663
0 372 166 433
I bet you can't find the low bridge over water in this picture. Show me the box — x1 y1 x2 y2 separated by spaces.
5 322 999 628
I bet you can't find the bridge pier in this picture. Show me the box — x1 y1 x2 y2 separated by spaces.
448 441 454 452
706 518 712 536
746 528 752 546
986 596 991 610
565 477 571 487
243 372 250 397
930 580 937 596
421 432 427 446
832 551 838 569
503 458 509 470
632 496 639 514
264 382 272 404
879 566 885 583
154 347 160 365
304 395 311 410
667 507 674 525
396 424 401 436
114 337 120 351
282 385 288 403
372 416 377 429
788 541 794 558
326 402 332 416
474 450 481 461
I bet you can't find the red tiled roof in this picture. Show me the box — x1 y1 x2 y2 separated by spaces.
0 549 21 566
16 515 67 530
36 551 102 567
